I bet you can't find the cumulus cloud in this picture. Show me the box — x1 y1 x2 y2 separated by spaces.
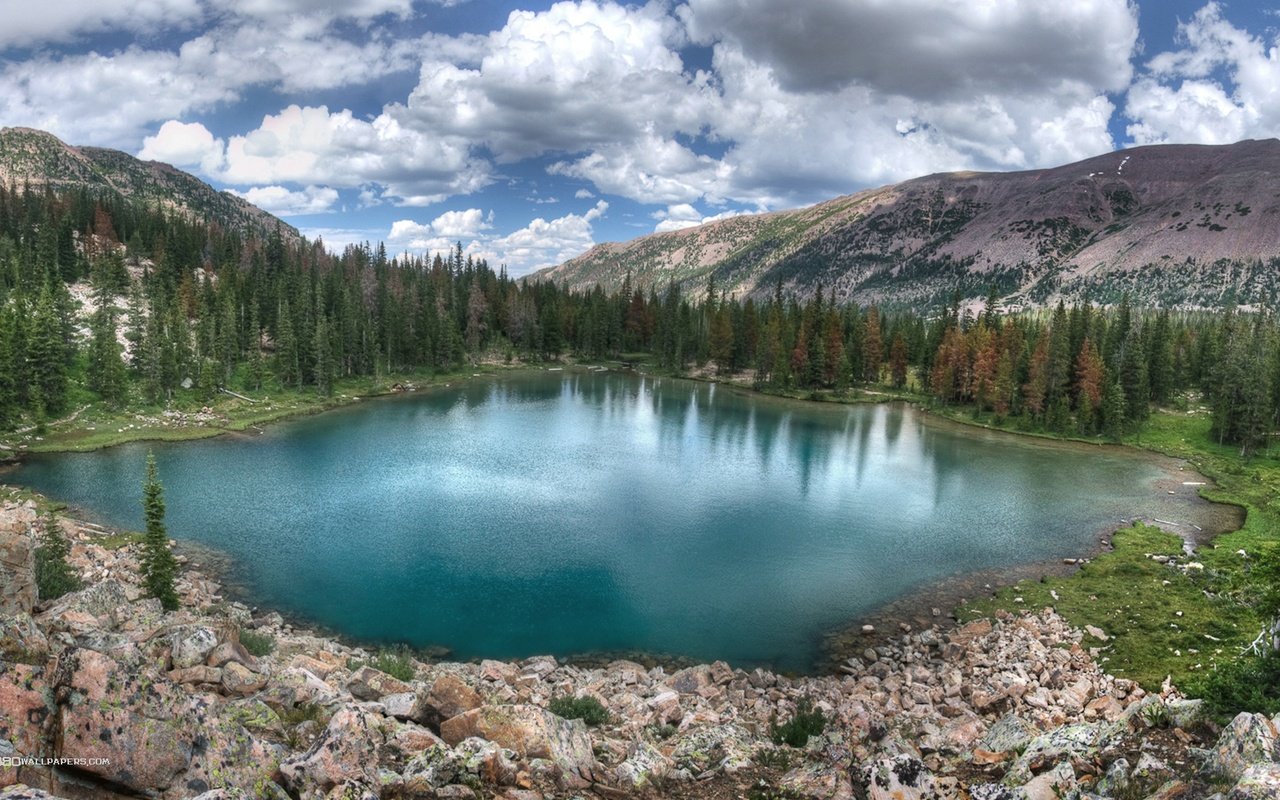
1125 3 1280 146
217 105 490 203
485 200 609 274
398 0 705 161
549 129 732 205
388 201 608 276
226 185 339 215
0 8 423 147
139 120 225 173
388 208 493 248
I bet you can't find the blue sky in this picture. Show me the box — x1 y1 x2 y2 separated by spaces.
0 1 1277 275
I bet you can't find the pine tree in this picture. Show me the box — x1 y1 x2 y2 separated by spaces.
1102 379 1128 441
862 307 883 383
140 453 179 610
35 507 81 601
87 260 128 404
28 285 69 415
888 333 909 389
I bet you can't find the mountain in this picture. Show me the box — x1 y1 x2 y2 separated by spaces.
0 127 297 241
537 140 1280 308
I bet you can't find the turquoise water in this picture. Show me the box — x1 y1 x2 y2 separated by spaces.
5 371 1208 670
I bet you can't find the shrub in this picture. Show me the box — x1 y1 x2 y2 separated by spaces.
239 628 276 657
1188 650 1280 722
349 646 417 682
770 698 826 747
549 695 610 726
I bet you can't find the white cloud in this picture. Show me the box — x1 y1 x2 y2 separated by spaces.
138 120 225 173
429 208 493 238
398 0 704 162
217 105 490 203
1125 3 1280 146
0 9 424 147
227 185 339 215
652 203 749 233
388 208 493 247
573 188 595 199
549 129 731 205
297 227 383 253
388 201 609 276
485 200 609 275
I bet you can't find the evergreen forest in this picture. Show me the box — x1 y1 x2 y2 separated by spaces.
1 183 1277 458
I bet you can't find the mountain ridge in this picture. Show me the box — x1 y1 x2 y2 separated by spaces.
536 139 1280 308
0 126 298 242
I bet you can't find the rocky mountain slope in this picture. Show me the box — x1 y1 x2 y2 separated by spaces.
3 499 1279 799
0 127 297 242
538 140 1280 309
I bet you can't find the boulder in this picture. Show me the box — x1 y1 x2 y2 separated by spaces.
167 665 224 686
417 674 483 728
279 706 388 797
977 713 1037 755
0 665 51 787
480 660 519 684
168 625 218 669
380 691 418 721
666 665 712 695
0 615 48 662
781 760 856 799
221 661 267 696
289 654 337 680
1020 761 1076 800
669 723 759 776
1205 713 1280 783
438 705 595 786
51 647 196 793
402 744 467 794
646 690 682 724
345 665 411 701
37 580 131 633
206 640 258 671
0 505 37 615
1229 763 1280 799
613 739 675 791
178 702 284 797
1004 721 1122 784
857 755 936 800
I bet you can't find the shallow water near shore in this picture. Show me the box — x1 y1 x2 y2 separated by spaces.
4 370 1234 671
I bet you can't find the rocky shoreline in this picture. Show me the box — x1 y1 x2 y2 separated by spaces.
3 499 1280 799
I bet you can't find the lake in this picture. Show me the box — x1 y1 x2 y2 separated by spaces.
4 370 1228 671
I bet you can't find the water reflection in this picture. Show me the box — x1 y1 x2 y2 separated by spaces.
5 370 1225 671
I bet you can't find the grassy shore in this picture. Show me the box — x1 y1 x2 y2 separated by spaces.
0 366 535 454
952 411 1277 691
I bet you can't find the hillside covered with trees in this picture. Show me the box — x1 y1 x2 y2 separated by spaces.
0 181 1277 460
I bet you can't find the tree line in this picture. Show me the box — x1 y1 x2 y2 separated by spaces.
0 183 1277 455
